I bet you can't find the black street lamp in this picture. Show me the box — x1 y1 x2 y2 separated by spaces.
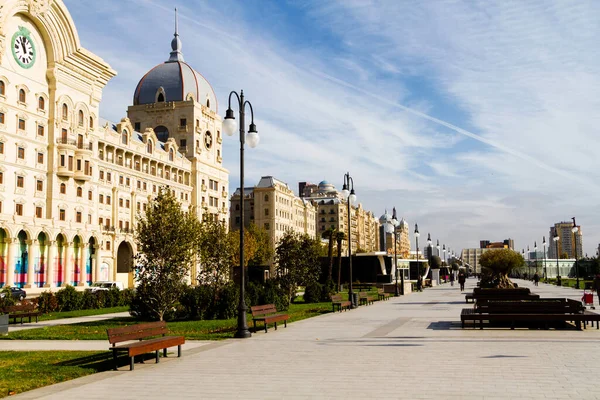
534 241 538 279
427 233 432 274
542 236 547 282
553 230 560 286
341 172 357 308
414 223 420 282
391 208 401 296
223 89 260 339
572 217 580 289
527 245 530 279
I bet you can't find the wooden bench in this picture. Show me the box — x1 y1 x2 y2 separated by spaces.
377 288 390 301
331 294 352 312
3 304 41 324
351 283 373 292
460 298 600 330
251 304 289 333
359 291 375 306
465 287 539 303
106 321 185 371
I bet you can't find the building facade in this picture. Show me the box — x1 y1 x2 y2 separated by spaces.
0 0 227 290
548 221 583 259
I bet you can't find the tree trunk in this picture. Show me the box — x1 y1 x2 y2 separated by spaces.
327 235 334 282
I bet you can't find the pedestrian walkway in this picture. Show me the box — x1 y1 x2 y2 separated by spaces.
8 311 130 332
10 278 600 399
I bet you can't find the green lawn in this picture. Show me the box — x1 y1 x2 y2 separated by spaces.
4 301 332 341
543 278 592 289
38 306 129 322
0 351 111 398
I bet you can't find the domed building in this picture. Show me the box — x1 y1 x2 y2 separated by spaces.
0 3 227 291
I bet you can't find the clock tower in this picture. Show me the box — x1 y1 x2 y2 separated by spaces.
126 10 228 222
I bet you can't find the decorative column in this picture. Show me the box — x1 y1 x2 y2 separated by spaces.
94 244 101 282
45 241 56 288
6 238 17 287
78 244 86 286
25 240 36 288
63 242 73 287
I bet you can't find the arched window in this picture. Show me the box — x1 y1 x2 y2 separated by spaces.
89 116 94 129
38 97 45 110
157 93 165 102
19 89 26 103
0 81 4 96
62 104 68 120
154 126 169 142
60 183 66 194
264 194 269 202
77 187 82 197
147 140 153 154
206 99 210 108
169 148 174 161
78 110 84 126
121 130 128 145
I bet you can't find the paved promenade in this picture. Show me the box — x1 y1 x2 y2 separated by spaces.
10 279 600 399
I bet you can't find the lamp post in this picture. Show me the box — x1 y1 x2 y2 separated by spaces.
223 89 260 339
427 233 432 272
21 249 28 288
391 208 401 296
522 249 525 279
527 245 531 280
341 172 357 308
414 223 420 282
572 217 580 289
443 244 446 264
534 241 538 279
553 230 560 286
543 236 547 282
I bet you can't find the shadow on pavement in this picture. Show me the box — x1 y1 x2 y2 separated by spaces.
55 352 158 371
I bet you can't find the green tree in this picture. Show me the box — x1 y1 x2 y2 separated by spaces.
335 231 346 291
430 256 442 269
246 223 273 267
275 232 322 300
560 252 570 259
133 188 200 321
321 227 336 283
197 218 233 292
479 248 524 288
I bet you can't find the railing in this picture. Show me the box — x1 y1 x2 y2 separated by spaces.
77 142 93 151
103 226 116 232
56 138 77 146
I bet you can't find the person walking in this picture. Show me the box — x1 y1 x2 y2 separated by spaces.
416 275 423 292
450 271 455 286
533 272 539 287
593 274 600 306
458 272 466 291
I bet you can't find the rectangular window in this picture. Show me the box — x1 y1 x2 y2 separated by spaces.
35 206 42 218
77 159 82 171
137 202 141 211
134 122 141 131
68 156 73 171
0 172 3 184
106 241 110 251
119 175 123 185
60 154 65 167
0 113 4 124
126 177 130 186
59 209 65 221
143 203 147 211
76 211 82 223
18 119 25 130
125 221 130 230
153 185 157 193
99 194 104 203
180 118 186 128
137 181 141 189
265 208 269 216
37 152 44 164
99 217 103 226
106 195 111 205
17 147 25 159
107 172 112 182
61 128 67 142
16 203 23 216
88 190 92 200
36 180 42 191
99 170 104 180
180 139 187 148
37 125 44 136
16 176 24 188
106 218 111 227
88 214 92 224
119 198 123 207
126 199 130 208
85 160 90 175
0 142 3 154
119 220 123 229
143 182 147 190
264 223 270 230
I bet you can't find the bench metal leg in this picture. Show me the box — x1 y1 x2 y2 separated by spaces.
264 323 268 333
163 348 167 358
130 356 134 371
113 351 118 371
274 322 278 331
284 320 287 328
253 320 257 333
178 345 182 357
155 350 159 363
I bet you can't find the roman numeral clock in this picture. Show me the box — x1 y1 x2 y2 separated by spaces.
11 26 36 69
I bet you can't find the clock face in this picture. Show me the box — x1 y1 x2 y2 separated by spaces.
11 27 36 69
204 131 213 149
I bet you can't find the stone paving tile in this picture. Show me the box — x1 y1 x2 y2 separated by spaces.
9 278 600 399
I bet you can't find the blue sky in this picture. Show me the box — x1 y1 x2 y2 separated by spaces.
64 0 600 256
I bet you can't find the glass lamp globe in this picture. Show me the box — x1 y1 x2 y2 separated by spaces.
223 117 237 136
349 193 357 204
341 189 349 199
246 131 260 148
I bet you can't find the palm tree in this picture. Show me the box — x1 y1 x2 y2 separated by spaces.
322 227 336 283
335 231 346 292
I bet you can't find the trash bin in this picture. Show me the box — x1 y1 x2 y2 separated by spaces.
350 292 359 308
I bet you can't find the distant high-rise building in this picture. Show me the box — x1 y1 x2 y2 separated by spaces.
548 221 583 259
479 239 514 250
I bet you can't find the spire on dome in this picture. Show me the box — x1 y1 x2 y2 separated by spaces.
168 7 184 62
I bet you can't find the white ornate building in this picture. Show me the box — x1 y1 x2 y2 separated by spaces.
0 0 228 290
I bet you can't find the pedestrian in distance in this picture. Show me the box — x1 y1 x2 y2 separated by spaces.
533 272 539 287
416 275 423 292
450 271 455 286
593 274 600 306
458 272 466 291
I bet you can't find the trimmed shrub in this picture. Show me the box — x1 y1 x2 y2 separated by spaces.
262 278 289 311
180 285 214 320
120 288 135 307
36 291 58 313
303 281 322 303
0 286 16 309
212 282 238 320
245 281 263 307
320 280 335 302
104 287 122 308
55 285 82 311
81 291 102 309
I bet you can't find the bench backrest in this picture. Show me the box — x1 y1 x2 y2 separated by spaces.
251 304 277 317
4 304 35 313
106 321 168 345
476 299 583 314
331 294 343 302
359 291 368 297
473 288 531 295
377 288 384 294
